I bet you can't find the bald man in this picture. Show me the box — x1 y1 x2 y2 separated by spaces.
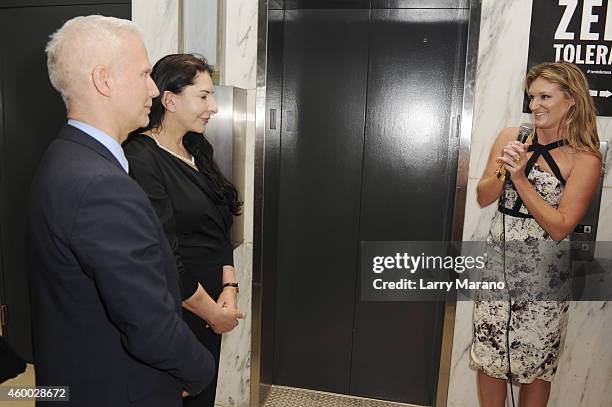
27 16 214 407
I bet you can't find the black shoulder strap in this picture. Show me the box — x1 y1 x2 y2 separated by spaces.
500 132 566 218
527 139 567 184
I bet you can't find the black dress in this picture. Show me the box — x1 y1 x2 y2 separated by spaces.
123 133 234 407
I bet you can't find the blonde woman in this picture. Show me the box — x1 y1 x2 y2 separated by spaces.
471 61 602 407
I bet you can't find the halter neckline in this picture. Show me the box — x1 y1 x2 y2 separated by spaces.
498 131 567 219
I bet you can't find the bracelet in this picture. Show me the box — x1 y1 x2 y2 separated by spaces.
495 166 506 182
222 282 239 293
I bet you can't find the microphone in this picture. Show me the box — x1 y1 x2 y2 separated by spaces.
495 123 534 182
518 122 534 143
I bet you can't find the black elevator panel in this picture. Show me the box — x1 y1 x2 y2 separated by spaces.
270 0 469 10
283 0 371 9
350 9 468 404
0 2 130 361
268 0 284 10
265 4 469 405
273 9 369 393
372 0 469 8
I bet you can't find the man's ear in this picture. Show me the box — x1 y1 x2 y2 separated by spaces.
91 65 112 96
161 90 176 113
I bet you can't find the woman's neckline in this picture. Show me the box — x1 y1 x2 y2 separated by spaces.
145 133 199 171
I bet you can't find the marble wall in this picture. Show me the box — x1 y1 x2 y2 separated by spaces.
215 1 258 405
219 0 258 90
216 242 253 407
132 0 179 65
183 0 218 66
448 1 612 406
132 1 257 406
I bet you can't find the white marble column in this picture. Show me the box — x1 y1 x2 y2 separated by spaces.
215 243 253 407
219 0 258 90
215 1 258 406
183 0 218 65
132 0 179 65
448 1 612 406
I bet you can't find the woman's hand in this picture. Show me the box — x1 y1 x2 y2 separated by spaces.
182 282 241 334
211 286 242 334
477 127 521 207
208 304 243 334
497 141 529 184
217 286 238 309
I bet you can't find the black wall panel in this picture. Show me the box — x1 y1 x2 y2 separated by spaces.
0 2 131 361
0 0 129 8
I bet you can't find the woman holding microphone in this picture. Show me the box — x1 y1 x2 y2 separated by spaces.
471 61 602 407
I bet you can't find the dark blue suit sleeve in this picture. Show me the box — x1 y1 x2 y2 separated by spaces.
69 173 214 395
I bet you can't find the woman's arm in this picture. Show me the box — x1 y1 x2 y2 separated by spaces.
501 145 601 241
183 283 242 333
217 265 239 309
216 231 239 310
477 127 521 207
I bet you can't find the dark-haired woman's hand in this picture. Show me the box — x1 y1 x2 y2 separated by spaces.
208 304 243 334
217 286 238 310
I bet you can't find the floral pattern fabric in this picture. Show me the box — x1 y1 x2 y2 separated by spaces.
470 164 571 384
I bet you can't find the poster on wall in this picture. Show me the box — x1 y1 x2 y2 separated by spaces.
526 0 612 116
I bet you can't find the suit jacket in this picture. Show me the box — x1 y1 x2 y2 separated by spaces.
0 336 26 383
27 124 215 407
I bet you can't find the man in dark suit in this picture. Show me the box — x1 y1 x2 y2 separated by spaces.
27 15 215 406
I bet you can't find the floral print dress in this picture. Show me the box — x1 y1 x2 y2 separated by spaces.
470 137 571 384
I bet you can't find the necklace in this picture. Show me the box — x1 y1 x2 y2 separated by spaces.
150 134 196 168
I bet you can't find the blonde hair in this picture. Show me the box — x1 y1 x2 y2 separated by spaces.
45 15 142 108
525 61 601 158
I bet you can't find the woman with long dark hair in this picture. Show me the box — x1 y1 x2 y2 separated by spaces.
123 54 243 406
471 61 602 407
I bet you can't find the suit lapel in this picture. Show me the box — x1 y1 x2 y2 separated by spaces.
58 124 125 172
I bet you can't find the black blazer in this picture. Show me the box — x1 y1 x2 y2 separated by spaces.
27 125 215 407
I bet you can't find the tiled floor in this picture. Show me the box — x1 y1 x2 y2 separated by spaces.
1 364 35 407
261 385 424 407
2 368 426 407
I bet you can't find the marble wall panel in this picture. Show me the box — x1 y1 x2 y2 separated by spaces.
132 0 179 64
216 243 253 407
221 0 258 89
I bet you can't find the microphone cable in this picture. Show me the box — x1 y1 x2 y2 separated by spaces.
500 182 517 407
499 124 532 407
